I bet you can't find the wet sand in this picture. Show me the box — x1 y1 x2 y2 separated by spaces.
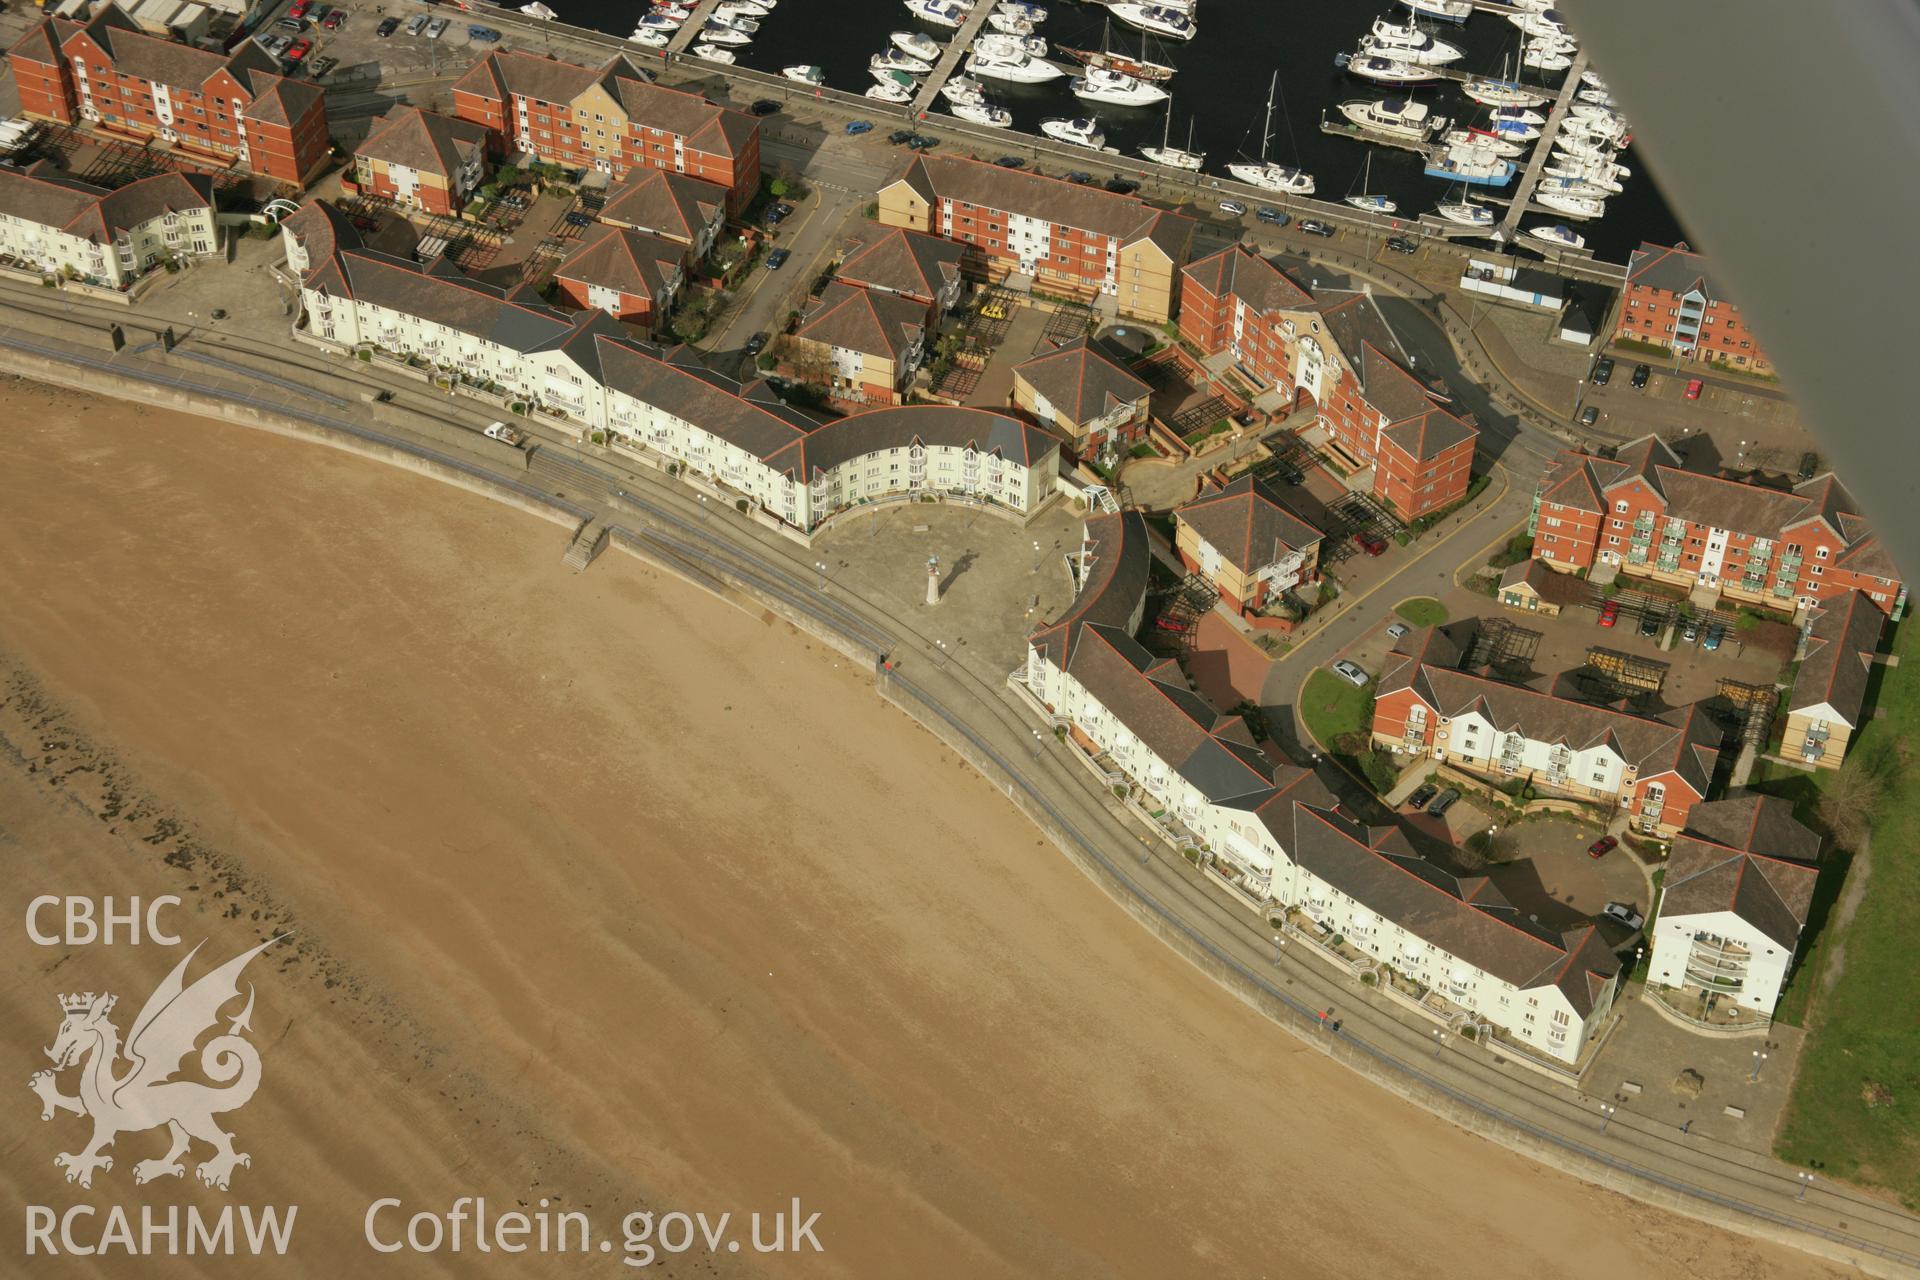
0 384 1839 1278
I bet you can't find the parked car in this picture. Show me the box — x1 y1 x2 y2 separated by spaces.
1103 177 1139 195
1591 356 1614 386
285 37 313 61
994 155 1024 168
1639 613 1661 637
1602 901 1646 931
563 211 593 227
376 16 400 35
482 421 521 446
1385 621 1410 641
1702 623 1726 652
1405 782 1438 811
1580 404 1599 426
743 332 767 357
274 17 307 32
1255 206 1289 227
772 202 793 218
1685 377 1704 400
1218 199 1248 216
288 0 311 17
425 16 449 38
307 54 337 78
1426 788 1462 817
1798 451 1820 480
844 119 874 135
1680 618 1700 643
906 135 937 151
467 24 501 41
404 13 429 34
1353 531 1387 556
766 248 790 270
750 99 781 117
1332 659 1369 687
1299 218 1335 237
257 33 292 54
1631 362 1651 389
888 129 916 144
1064 171 1094 185
323 9 346 29
1587 835 1618 859
1598 600 1619 627
1384 235 1417 255
765 205 787 225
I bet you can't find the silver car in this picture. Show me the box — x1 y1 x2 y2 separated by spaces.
425 16 449 37
1333 660 1369 687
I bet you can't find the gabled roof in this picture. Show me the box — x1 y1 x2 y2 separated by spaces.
796 281 928 365
598 168 726 245
451 52 752 158
555 224 685 302
1343 339 1477 463
1497 558 1589 608
8 17 64 66
0 162 212 244
1661 794 1820 949
1028 511 1151 669
1175 474 1324 574
451 49 615 107
836 226 964 303
1626 241 1732 302
354 105 490 180
886 154 1193 259
1012 338 1151 429
1789 590 1883 725
1181 243 1315 314
241 69 324 128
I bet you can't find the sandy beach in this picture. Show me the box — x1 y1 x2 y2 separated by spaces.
0 384 1841 1278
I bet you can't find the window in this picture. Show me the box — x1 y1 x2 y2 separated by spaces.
1614 499 1628 513
1816 547 1829 560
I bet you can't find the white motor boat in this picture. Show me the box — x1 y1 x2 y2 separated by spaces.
1488 118 1541 142
866 80 913 104
699 23 752 44
1399 0 1471 21
1436 200 1494 227
1338 97 1446 141
783 64 826 85
1041 116 1110 150
1568 103 1624 123
1463 77 1551 109
1527 223 1586 250
973 31 1046 60
1576 87 1614 107
1488 105 1546 127
1345 193 1398 214
1552 134 1612 161
998 1 1047 19
966 44 1061 81
905 0 968 29
714 0 771 18
1535 190 1606 219
520 1 557 16
1424 141 1515 185
1344 51 1439 85
1561 115 1628 145
1109 4 1195 41
950 100 1013 128
692 44 737 63
634 12 682 29
1538 174 1616 200
1441 128 1524 159
1523 45 1573 72
650 1 693 16
629 28 669 47
940 74 987 103
1366 17 1465 65
1072 65 1169 106
988 12 1038 36
1546 156 1629 182
891 30 941 61
872 48 933 75
1510 9 1569 38
707 12 759 33
1581 69 1608 90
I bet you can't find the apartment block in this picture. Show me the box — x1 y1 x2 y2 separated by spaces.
1648 794 1820 1017
450 51 758 213
1009 338 1151 458
0 162 214 287
789 281 929 405
1173 475 1323 613
1781 590 1884 769
1374 627 1722 836
8 6 330 186
835 226 965 314
283 201 1058 531
1615 241 1771 375
351 105 490 217
1177 243 1315 392
554 223 686 331
1530 436 1906 617
597 167 727 262
876 154 1192 323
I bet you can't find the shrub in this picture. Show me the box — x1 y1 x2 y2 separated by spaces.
1112 784 1127 799
1360 972 1377 986
591 431 606 445
356 349 372 362
735 498 750 513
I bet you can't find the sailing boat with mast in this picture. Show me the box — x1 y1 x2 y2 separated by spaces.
1228 71 1315 195
1140 104 1203 170
1057 17 1176 82
1343 153 1398 213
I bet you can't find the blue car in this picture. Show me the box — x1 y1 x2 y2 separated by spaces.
1255 206 1290 227
845 120 874 136
467 25 500 41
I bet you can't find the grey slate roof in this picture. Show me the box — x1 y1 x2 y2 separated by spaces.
1180 243 1316 314
1175 474 1324 575
795 282 928 365
1029 510 1151 669
555 224 684 302
772 403 1057 478
1626 241 1729 301
355 105 489 180
1661 794 1820 950
836 226 965 303
889 154 1194 259
598 168 726 245
1013 338 1152 429
0 163 211 243
1789 590 1883 725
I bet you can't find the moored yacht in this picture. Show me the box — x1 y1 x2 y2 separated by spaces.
1231 72 1315 193
904 0 968 29
866 79 912 103
891 30 941 61
872 48 933 75
1522 44 1572 72
1345 193 1398 214
988 12 1039 36
707 12 758 33
1366 17 1465 65
1072 65 1169 106
965 50 1062 82
783 64 826 85
691 43 736 63
1109 4 1195 41
1436 200 1494 227
1423 143 1514 186
1338 97 1446 141
1535 190 1606 218
1140 106 1203 170
1343 51 1439 85
973 31 1046 59
998 0 1047 19
1400 0 1470 21
1463 77 1551 109
940 75 986 103
698 22 752 44
634 12 682 29
950 99 1013 128
629 27 669 47
713 0 771 18
1527 223 1586 250
1441 127 1524 158
1041 116 1110 149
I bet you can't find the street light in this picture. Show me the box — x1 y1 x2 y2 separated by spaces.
1796 1171 1815 1202
1750 1049 1769 1082
1432 1027 1445 1058
1598 1103 1617 1133
1272 933 1285 964
1031 539 1042 574
814 560 828 589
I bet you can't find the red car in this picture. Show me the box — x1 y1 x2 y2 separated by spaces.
285 37 312 60
322 8 345 27
1598 601 1620 627
288 0 311 16
1588 836 1618 859
1353 532 1387 557
1685 378 1704 400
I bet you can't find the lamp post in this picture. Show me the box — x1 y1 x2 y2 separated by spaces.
814 560 828 590
1750 1049 1769 1082
1032 539 1042 574
1598 1103 1617 1134
1796 1171 1815 1202
1272 934 1285 965
1432 1027 1445 1058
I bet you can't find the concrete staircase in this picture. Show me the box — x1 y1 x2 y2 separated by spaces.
563 519 609 571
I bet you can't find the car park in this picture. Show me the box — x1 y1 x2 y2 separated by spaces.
1333 660 1369 687
1639 613 1661 637
750 99 781 117
1587 835 1618 859
376 16 400 35
1580 404 1599 426
1702 623 1725 652
994 155 1024 168
1385 621 1410 641
1685 377 1704 400
1255 206 1289 227
1426 788 1461 817
1602 901 1645 931
323 9 346 29
1591 356 1614 386
1218 199 1248 216
743 333 767 357
1353 531 1387 556
1405 783 1438 811
1631 363 1650 389
285 38 313 61
844 120 873 135
1299 218 1335 237
425 16 449 38
1384 235 1417 255
1598 601 1619 627
766 248 790 270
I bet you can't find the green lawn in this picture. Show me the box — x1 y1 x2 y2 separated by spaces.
1300 668 1373 750
1395 597 1448 627
1767 620 1920 1205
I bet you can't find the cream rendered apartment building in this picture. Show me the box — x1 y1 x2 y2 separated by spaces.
0 163 215 287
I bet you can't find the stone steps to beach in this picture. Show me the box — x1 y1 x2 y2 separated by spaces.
563 519 610 570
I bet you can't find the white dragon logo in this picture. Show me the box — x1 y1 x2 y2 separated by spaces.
28 937 282 1191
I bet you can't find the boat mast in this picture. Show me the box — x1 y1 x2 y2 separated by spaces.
1259 70 1276 163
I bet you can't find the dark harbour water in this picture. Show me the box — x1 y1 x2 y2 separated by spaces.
552 0 1682 264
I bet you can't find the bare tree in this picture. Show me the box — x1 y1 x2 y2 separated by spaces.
1817 749 1888 849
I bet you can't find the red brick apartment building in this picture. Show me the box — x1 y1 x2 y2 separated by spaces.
8 6 330 186
1532 437 1906 618
875 154 1192 323
1614 241 1772 375
1179 245 1477 521
451 52 759 213
350 105 491 216
553 224 686 331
